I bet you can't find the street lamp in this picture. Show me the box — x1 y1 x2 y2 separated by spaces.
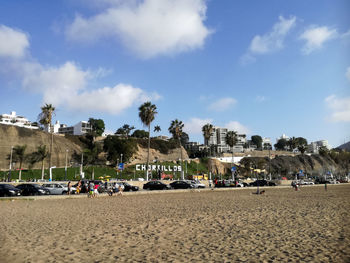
120 153 123 179
65 149 68 181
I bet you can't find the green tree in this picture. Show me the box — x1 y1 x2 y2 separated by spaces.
226 131 238 180
138 101 157 180
295 137 308 154
88 118 105 137
169 119 185 179
154 125 161 133
28 145 49 180
274 138 287 151
202 123 214 156
251 135 263 150
202 123 213 146
131 129 149 138
115 124 135 138
38 103 55 169
319 146 329 156
103 136 137 165
287 137 298 152
10 145 27 180
263 142 272 150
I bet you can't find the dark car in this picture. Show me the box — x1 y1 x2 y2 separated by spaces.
16 184 50 196
0 184 21 197
143 181 170 190
249 180 276 187
117 182 139 192
170 180 194 189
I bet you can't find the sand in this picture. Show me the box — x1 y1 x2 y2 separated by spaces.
0 184 349 263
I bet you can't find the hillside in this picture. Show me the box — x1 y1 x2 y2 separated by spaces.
0 124 82 170
209 154 348 178
337 141 350 151
0 124 189 171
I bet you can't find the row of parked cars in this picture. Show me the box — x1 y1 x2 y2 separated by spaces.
143 180 206 190
214 179 276 188
0 178 279 197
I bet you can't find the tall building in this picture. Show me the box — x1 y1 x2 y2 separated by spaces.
308 140 331 153
206 126 246 153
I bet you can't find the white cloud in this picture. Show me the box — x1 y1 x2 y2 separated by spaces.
21 61 157 114
0 25 29 58
0 25 159 115
325 95 350 122
346 67 350 82
184 117 213 135
299 26 338 54
255 95 266 103
66 0 211 58
249 16 296 55
208 97 237 111
225 121 250 134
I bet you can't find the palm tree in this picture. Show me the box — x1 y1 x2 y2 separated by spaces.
29 145 49 180
138 101 157 180
38 103 55 169
154 125 161 133
202 123 213 156
226 131 238 181
11 145 27 181
169 119 185 179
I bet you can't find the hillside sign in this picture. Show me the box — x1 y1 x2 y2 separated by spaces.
136 164 182 172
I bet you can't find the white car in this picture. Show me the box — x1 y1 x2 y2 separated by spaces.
190 180 206 188
42 183 76 195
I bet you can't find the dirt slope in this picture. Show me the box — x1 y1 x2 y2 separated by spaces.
0 124 82 170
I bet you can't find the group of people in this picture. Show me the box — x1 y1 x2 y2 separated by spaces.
65 180 124 197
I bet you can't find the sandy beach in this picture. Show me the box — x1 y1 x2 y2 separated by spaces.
1 184 349 262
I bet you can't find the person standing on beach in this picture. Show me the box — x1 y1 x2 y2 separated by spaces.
67 181 71 195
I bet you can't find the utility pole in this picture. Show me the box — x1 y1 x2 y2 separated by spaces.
80 151 84 178
120 153 123 179
268 149 272 181
231 137 235 181
8 146 13 182
65 149 68 181
117 158 119 178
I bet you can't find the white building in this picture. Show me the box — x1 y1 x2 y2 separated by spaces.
206 126 246 153
0 111 38 130
277 134 290 142
308 140 331 153
262 137 272 149
47 120 92 135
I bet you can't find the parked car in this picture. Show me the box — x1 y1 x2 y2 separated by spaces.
42 183 76 195
143 181 170 190
314 178 331 184
0 184 21 197
170 180 194 189
190 180 206 188
16 184 50 196
249 180 276 187
117 182 139 192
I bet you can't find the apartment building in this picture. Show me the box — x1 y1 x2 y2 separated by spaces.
0 111 38 130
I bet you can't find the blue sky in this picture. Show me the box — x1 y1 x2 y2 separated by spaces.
0 0 349 147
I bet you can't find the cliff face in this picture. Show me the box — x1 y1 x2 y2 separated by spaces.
129 145 189 165
0 124 82 170
0 124 189 170
208 154 347 177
